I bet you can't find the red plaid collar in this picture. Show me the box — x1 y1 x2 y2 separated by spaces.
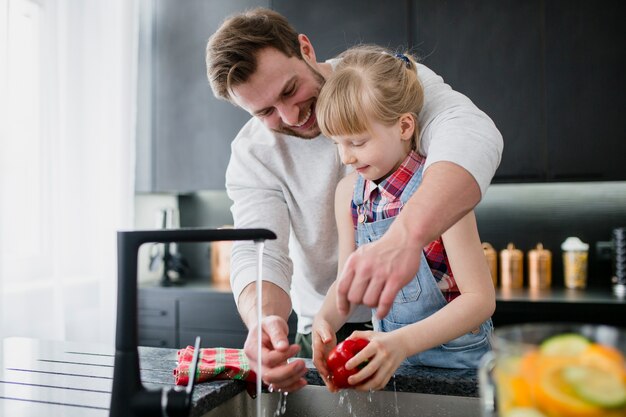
363 151 425 204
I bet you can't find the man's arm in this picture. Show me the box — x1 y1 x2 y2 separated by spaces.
237 281 292 329
395 162 480 251
225 121 294 318
225 122 307 392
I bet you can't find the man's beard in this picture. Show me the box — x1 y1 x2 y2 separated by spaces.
271 62 326 140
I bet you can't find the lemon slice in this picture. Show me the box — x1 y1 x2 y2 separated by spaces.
562 365 626 409
503 407 547 417
540 334 591 356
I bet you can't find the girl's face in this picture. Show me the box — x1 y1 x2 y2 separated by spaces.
332 114 414 182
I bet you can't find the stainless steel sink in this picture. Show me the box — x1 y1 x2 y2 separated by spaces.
201 385 481 417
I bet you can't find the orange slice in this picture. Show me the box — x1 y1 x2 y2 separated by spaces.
580 344 626 380
531 357 605 417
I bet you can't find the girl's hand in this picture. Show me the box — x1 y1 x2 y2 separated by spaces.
311 318 339 392
343 330 407 391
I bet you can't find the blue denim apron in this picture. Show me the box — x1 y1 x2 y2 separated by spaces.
353 164 492 369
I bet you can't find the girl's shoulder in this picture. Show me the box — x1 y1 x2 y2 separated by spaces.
336 171 359 201
337 171 358 189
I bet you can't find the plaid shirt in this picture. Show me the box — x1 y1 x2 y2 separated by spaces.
351 151 459 302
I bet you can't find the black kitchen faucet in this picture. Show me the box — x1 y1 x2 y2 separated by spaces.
110 228 276 417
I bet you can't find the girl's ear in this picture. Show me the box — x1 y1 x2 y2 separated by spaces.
399 113 416 142
298 34 317 64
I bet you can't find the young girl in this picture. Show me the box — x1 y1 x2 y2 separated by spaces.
312 45 496 392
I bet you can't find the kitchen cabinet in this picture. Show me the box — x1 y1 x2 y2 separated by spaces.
411 0 626 183
272 0 409 62
137 0 410 193
177 291 249 347
411 0 546 182
136 0 268 193
137 0 625 192
138 291 177 347
138 285 298 348
543 0 626 181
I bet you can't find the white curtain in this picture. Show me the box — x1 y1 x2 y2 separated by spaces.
0 0 137 344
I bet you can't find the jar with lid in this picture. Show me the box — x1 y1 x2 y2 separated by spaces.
561 237 589 289
210 225 234 290
482 242 498 287
528 243 552 290
500 243 524 289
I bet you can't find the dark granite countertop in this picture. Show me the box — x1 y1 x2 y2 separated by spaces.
137 344 246 417
0 337 479 417
139 345 479 417
300 358 478 396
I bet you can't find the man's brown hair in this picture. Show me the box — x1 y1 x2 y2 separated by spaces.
206 8 301 103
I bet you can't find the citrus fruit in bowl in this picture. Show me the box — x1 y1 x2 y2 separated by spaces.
482 324 626 417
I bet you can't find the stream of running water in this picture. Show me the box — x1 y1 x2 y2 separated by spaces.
256 241 264 417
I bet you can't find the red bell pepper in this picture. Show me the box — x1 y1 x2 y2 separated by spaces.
326 338 369 388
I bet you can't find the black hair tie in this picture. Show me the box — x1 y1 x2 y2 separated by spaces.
394 53 411 68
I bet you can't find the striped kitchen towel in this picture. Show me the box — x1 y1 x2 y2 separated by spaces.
174 346 257 386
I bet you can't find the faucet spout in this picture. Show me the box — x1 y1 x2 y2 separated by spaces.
109 228 276 417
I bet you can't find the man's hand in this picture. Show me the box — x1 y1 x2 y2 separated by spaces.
243 315 307 392
336 230 422 320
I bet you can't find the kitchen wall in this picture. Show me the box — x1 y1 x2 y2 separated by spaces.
133 191 233 283
475 181 626 288
134 193 179 282
141 181 626 290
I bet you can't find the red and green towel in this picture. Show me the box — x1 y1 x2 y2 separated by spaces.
173 346 257 386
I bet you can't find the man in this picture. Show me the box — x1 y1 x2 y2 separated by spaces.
206 8 502 392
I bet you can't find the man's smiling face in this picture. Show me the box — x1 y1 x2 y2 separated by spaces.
231 47 325 139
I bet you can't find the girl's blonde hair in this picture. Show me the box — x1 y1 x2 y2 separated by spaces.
317 45 424 149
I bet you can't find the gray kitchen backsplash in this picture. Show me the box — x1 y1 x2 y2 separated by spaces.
135 181 626 288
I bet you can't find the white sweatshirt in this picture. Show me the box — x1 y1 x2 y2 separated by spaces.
225 63 503 334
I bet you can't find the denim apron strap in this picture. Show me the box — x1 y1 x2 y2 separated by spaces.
353 174 366 206
398 162 424 205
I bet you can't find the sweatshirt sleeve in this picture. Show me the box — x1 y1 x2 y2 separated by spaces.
225 126 293 307
417 64 503 197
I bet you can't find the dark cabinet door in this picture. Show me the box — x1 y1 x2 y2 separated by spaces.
141 0 406 192
138 290 177 348
411 0 546 182
544 0 626 181
272 0 409 62
138 0 625 192
150 0 268 192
